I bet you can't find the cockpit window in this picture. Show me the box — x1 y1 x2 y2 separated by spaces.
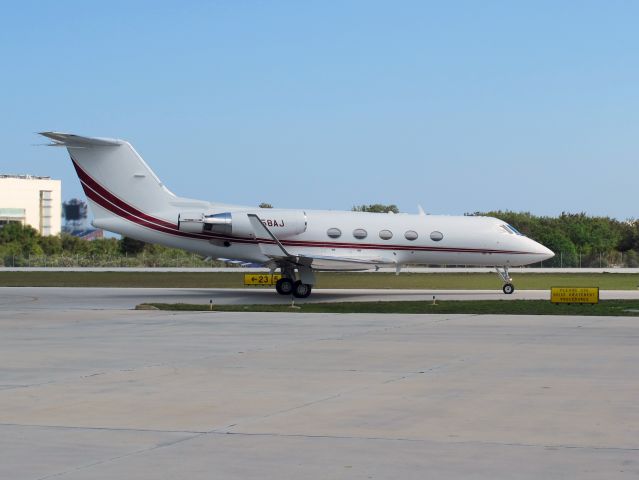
507 224 523 235
501 224 523 236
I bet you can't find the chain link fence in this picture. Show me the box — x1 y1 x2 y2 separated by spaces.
539 250 638 268
1 253 231 268
2 251 638 268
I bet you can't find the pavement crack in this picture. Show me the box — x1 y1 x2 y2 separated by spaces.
35 431 208 480
210 430 639 452
235 392 344 424
0 422 206 435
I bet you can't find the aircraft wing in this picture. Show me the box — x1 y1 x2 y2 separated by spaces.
247 214 394 271
289 254 393 272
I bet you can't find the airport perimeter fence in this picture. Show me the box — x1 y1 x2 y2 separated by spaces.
2 250 638 268
1 253 230 268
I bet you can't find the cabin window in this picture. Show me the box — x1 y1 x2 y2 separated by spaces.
327 228 342 239
430 231 444 241
353 228 368 239
404 230 418 241
379 229 393 240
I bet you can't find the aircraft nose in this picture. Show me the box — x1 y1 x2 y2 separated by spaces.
520 237 554 261
535 241 554 261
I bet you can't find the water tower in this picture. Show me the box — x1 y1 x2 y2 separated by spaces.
62 198 88 233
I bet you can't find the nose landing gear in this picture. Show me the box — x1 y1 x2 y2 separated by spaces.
496 266 515 294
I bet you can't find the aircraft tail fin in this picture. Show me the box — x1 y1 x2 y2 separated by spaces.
39 132 176 223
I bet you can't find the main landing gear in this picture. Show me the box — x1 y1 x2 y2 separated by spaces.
275 277 294 295
275 277 312 298
292 280 312 298
496 266 515 294
275 267 314 299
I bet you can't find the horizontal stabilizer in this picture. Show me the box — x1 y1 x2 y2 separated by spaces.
39 132 123 147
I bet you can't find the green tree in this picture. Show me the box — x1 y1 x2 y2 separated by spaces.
623 250 639 267
38 235 63 255
259 202 273 209
120 236 146 255
533 228 578 267
352 204 400 214
0 223 43 256
87 238 120 256
60 234 89 254
617 220 638 252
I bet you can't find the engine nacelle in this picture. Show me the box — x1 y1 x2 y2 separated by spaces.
177 213 207 234
178 210 307 239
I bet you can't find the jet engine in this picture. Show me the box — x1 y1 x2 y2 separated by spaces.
178 210 307 239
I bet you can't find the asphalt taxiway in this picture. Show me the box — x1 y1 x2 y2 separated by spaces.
1 289 638 479
1 286 639 310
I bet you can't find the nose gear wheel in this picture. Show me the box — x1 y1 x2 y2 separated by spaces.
496 266 515 295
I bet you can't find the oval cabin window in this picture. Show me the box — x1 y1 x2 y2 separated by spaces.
404 230 418 241
379 229 393 240
327 228 342 239
430 231 444 241
353 228 368 239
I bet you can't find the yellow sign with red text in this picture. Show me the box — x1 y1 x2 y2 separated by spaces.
551 287 599 304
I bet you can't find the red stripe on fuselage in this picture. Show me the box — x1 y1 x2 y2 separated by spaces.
73 158 535 255
71 157 177 229
81 179 260 244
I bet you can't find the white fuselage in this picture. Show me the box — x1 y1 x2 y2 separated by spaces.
92 202 553 269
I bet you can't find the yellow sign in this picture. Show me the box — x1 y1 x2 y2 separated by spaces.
551 287 599 304
243 274 282 286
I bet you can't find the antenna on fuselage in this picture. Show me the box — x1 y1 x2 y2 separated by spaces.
417 204 426 216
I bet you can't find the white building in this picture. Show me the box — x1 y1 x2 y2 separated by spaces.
0 175 61 236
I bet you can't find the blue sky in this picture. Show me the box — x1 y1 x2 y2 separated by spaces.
1 1 637 219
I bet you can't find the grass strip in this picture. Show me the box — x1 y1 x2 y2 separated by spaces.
139 299 639 316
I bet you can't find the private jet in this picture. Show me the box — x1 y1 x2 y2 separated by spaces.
40 132 554 298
